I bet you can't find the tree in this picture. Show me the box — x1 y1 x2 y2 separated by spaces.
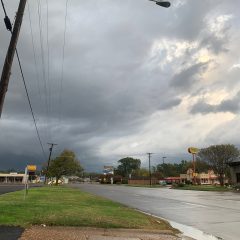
198 144 239 186
116 157 141 177
132 168 149 177
48 149 83 185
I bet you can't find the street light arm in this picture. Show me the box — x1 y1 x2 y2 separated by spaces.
149 0 171 8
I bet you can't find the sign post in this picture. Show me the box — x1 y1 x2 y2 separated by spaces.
24 165 36 200
188 147 199 185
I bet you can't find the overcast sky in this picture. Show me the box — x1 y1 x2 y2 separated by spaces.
1 0 240 172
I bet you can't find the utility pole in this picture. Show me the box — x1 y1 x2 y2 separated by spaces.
44 143 57 184
192 153 196 185
147 153 153 186
0 0 27 117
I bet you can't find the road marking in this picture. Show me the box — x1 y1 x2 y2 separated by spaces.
183 202 208 208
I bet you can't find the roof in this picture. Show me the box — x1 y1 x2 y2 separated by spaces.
0 173 25 177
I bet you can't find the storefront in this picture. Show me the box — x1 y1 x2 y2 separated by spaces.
0 173 25 184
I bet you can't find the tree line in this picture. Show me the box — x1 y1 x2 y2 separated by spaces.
114 144 239 186
43 144 239 186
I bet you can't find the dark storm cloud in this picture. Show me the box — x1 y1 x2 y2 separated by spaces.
0 0 239 171
190 91 240 115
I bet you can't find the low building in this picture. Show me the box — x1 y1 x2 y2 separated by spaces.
180 168 221 185
164 177 181 184
0 172 25 184
229 160 240 185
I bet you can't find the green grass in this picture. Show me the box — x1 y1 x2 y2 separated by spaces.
174 185 231 191
0 186 174 231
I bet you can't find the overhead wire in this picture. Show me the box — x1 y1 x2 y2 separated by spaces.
46 0 52 141
0 0 46 159
37 0 51 141
27 2 42 102
59 0 69 124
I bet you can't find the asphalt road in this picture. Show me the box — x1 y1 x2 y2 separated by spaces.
0 184 25 195
72 184 240 240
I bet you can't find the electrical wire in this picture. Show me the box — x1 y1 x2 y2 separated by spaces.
59 0 69 123
46 0 52 141
0 0 7 16
27 2 42 102
15 49 46 158
1 0 46 159
37 0 51 141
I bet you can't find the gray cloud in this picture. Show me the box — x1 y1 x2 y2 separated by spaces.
0 0 240 171
191 92 240 115
170 62 208 90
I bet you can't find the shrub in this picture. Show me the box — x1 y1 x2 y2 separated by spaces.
177 183 185 188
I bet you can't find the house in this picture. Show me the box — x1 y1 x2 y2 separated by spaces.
228 160 240 185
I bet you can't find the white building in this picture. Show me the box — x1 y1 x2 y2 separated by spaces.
0 173 25 184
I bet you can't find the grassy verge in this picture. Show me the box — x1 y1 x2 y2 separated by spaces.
174 185 231 191
0 186 175 231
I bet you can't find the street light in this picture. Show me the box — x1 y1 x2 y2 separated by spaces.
149 0 171 8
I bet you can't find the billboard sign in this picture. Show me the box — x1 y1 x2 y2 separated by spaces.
103 166 114 175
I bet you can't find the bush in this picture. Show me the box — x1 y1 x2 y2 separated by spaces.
177 183 185 187
233 184 240 191
122 179 128 184
185 180 192 185
171 183 178 188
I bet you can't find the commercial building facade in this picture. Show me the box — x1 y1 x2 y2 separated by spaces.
180 168 221 185
0 173 25 184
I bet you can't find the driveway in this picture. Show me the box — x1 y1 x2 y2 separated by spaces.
0 184 24 195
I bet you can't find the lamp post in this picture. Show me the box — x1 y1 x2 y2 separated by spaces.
149 0 171 8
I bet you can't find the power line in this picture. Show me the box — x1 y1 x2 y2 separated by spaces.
37 0 51 141
46 0 52 141
59 0 69 123
15 49 46 159
1 0 46 159
27 2 42 102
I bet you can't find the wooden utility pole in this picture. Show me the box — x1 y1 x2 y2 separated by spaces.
0 0 27 117
44 143 57 184
147 153 153 186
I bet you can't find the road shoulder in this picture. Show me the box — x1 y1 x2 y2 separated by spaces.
20 226 181 240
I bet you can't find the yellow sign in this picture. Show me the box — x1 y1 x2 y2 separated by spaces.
27 165 37 171
188 147 199 154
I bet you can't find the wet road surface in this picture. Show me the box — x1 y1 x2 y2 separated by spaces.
0 184 25 195
72 184 240 240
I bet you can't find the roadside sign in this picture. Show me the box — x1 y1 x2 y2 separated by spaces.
188 147 199 154
27 165 37 171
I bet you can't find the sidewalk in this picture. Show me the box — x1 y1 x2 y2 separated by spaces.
20 226 187 240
